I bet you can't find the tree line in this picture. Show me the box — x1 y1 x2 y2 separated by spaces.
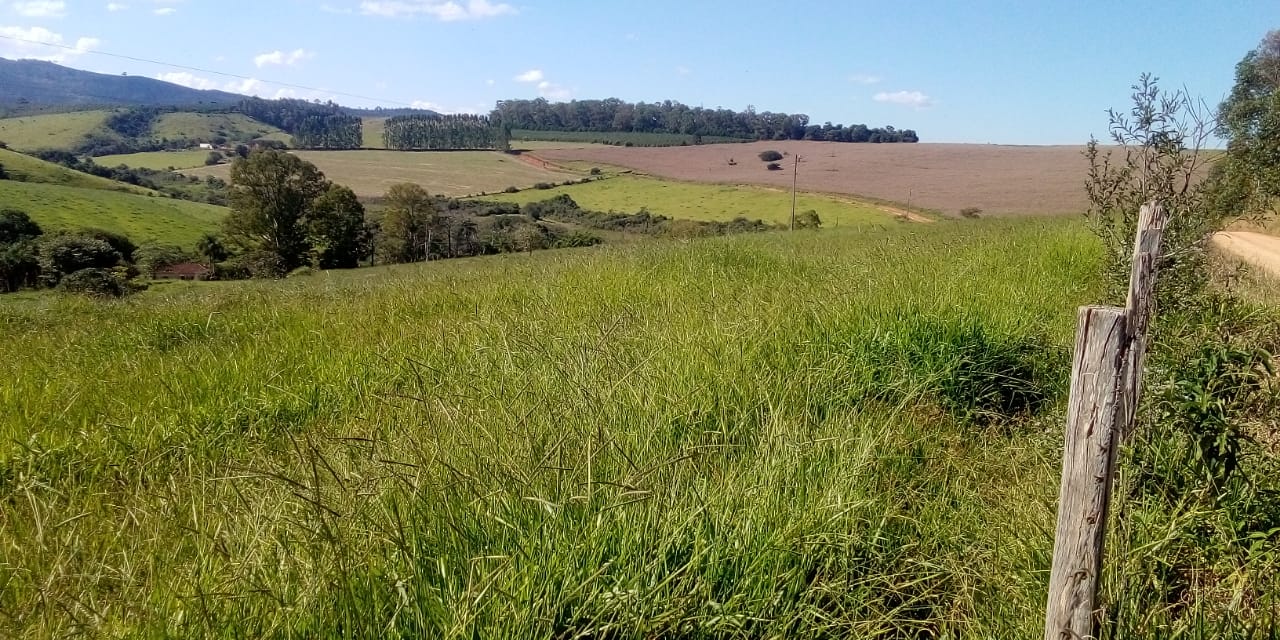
492 98 919 143
236 98 363 149
383 114 510 151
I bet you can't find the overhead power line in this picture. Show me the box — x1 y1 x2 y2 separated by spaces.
0 33 413 107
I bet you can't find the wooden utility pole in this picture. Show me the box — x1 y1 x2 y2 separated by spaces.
1044 202 1167 640
790 154 800 231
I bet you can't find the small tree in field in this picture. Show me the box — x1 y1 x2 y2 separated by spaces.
758 150 783 162
1084 74 1216 303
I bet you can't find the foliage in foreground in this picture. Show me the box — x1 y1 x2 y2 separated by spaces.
2 219 1105 637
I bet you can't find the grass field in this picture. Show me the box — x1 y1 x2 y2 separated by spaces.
183 150 582 198
0 110 110 151
151 112 285 144
0 180 224 246
539 140 1095 216
0 218 1107 637
362 116 386 148
513 129 752 147
97 149 220 170
0 147 153 194
483 174 900 225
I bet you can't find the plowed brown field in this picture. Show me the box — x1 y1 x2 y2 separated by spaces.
537 141 1092 216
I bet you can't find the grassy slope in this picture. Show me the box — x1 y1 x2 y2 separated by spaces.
0 180 224 246
0 218 1110 637
96 149 219 170
151 112 285 143
0 110 111 151
0 147 153 194
183 150 583 198
485 174 895 225
362 116 386 148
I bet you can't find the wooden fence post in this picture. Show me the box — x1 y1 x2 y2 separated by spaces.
1043 201 1166 640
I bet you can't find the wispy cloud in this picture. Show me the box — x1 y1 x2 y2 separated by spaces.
359 0 516 21
153 6 175 14
873 90 933 109
254 48 314 67
106 2 128 10
12 1 67 18
849 73 881 85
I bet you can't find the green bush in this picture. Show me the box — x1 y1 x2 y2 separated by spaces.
766 162 782 171
758 150 783 162
959 207 983 219
58 267 127 298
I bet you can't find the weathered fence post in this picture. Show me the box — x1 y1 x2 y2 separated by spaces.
1043 202 1167 640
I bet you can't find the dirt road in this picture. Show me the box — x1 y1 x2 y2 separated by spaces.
1212 231 1280 279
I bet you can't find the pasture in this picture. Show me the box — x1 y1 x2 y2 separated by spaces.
183 150 582 198
537 141 1094 216
0 180 224 246
96 149 221 170
362 116 386 148
151 112 286 144
0 110 110 151
0 217 1107 637
484 174 899 226
0 147 153 194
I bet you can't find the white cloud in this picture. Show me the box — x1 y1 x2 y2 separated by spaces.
12 1 67 18
155 72 265 96
253 48 314 67
359 0 516 21
536 80 570 101
153 6 176 15
156 71 217 90
849 73 881 85
873 90 933 109
514 68 542 83
410 99 482 114
106 2 128 10
225 77 263 94
0 25 98 62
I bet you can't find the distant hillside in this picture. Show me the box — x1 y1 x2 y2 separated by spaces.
0 57 244 109
0 147 152 194
0 180 225 246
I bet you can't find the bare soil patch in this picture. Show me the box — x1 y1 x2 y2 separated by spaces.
1212 231 1280 279
537 141 1092 216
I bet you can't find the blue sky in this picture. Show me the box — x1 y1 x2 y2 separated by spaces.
0 0 1276 144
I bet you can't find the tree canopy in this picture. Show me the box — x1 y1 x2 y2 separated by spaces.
493 98 918 143
1213 30 1280 221
225 150 332 274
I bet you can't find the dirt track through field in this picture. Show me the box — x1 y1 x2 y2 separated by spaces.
538 141 1092 216
1212 231 1280 279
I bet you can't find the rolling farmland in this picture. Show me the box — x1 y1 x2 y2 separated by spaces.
0 180 224 246
483 174 900 226
0 110 110 151
535 141 1094 216
183 149 582 198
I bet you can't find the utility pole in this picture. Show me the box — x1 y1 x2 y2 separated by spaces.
790 154 801 231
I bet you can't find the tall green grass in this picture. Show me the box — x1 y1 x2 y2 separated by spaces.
2 219 1108 636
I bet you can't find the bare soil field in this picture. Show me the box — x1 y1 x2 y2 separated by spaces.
536 141 1092 216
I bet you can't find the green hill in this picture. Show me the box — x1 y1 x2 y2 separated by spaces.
152 112 286 145
0 180 225 246
0 57 244 109
0 147 153 194
0 110 112 152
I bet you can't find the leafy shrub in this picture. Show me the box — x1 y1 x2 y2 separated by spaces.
58 267 127 298
533 182 555 190
0 162 6 180
223 250 287 279
37 233 123 286
504 185 519 193
553 231 603 248
205 151 223 166
766 162 783 171
959 207 983 218
796 210 822 229
134 242 192 278
758 150 783 162
590 167 602 176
